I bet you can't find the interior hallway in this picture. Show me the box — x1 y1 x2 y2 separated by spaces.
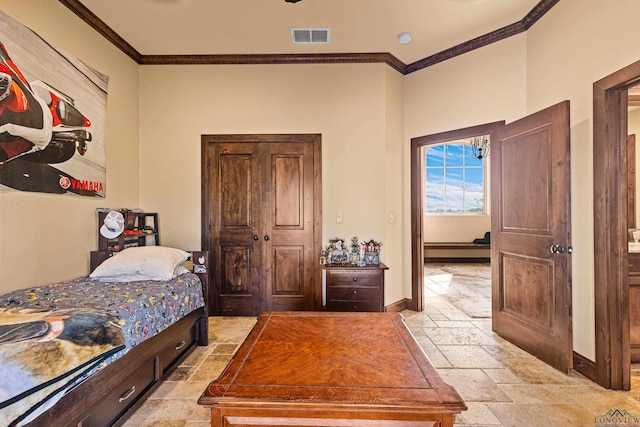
122 265 640 426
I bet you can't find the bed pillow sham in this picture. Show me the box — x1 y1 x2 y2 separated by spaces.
89 246 190 282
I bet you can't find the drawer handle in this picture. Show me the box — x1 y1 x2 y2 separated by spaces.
118 386 136 403
353 304 358 310
175 340 186 350
352 290 358 295
352 277 359 282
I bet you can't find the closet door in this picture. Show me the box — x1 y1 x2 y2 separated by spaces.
262 141 315 311
209 142 263 315
203 134 322 316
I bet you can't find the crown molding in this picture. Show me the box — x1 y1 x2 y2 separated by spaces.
59 0 559 75
140 52 407 74
406 0 559 73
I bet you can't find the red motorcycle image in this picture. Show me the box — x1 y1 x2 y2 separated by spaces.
0 41 97 195
0 42 92 165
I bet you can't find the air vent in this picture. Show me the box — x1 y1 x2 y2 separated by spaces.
291 28 330 44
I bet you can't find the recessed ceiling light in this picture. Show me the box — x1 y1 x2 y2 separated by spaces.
398 32 412 45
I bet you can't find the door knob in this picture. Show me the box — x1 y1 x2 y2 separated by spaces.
264 235 270 241
253 235 259 241
550 244 566 254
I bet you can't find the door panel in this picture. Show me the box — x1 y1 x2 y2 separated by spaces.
501 254 553 330
273 155 303 227
220 154 252 228
500 129 552 233
491 100 572 373
273 246 303 294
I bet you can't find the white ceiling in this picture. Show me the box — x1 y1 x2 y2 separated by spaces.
77 0 541 64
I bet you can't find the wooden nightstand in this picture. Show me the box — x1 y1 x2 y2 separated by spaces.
324 263 388 312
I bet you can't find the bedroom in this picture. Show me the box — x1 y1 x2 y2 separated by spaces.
1 0 640 424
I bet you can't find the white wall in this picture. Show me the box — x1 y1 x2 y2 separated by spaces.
0 0 140 292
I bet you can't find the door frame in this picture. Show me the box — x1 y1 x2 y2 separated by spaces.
201 133 323 314
411 121 505 311
593 59 640 390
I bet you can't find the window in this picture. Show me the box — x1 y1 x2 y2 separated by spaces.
425 141 486 214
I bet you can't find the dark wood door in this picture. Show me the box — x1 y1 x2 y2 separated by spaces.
262 141 316 312
490 101 573 373
202 134 322 316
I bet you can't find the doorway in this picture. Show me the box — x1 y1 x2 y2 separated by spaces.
411 102 573 374
411 122 504 312
593 59 640 390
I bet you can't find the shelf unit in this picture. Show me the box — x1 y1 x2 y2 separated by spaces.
97 211 160 252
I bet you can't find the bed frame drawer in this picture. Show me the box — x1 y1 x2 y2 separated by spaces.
84 357 155 426
158 320 197 374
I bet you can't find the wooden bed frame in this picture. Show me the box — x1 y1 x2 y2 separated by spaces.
26 250 210 427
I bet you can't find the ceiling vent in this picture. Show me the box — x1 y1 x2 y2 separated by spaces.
291 28 330 44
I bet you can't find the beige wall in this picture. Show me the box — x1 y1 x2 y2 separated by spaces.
138 63 406 303
526 0 640 361
404 34 527 263
5 0 640 362
0 0 140 292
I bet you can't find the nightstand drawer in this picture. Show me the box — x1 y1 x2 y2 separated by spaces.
327 300 382 312
328 286 380 301
326 269 382 287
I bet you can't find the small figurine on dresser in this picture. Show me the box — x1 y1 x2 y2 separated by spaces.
329 237 348 264
349 236 362 265
361 239 383 265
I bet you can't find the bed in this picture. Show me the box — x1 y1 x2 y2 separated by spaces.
0 246 210 427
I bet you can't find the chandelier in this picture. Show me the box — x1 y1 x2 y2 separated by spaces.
470 136 489 160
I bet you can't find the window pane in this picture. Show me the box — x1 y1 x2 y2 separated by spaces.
446 145 464 167
464 145 483 167
446 191 464 213
426 146 444 167
426 168 444 191
425 141 487 216
465 168 484 192
446 167 464 191
465 191 484 213
426 192 445 213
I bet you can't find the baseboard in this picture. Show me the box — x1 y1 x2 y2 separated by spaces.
573 351 596 382
386 298 413 313
424 257 490 263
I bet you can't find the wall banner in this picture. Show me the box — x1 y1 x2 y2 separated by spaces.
0 11 107 197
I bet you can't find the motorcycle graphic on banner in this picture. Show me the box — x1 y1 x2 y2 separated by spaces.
0 11 107 197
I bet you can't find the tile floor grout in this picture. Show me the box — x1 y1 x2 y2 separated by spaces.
122 264 640 426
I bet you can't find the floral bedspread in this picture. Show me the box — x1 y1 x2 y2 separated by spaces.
0 273 205 426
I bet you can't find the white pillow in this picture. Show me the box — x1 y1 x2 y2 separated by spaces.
90 246 190 282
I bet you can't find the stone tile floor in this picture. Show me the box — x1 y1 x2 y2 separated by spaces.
123 265 640 426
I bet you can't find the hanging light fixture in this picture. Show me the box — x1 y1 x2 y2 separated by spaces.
470 136 489 160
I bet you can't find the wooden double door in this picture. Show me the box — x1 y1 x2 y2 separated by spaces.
202 134 322 316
